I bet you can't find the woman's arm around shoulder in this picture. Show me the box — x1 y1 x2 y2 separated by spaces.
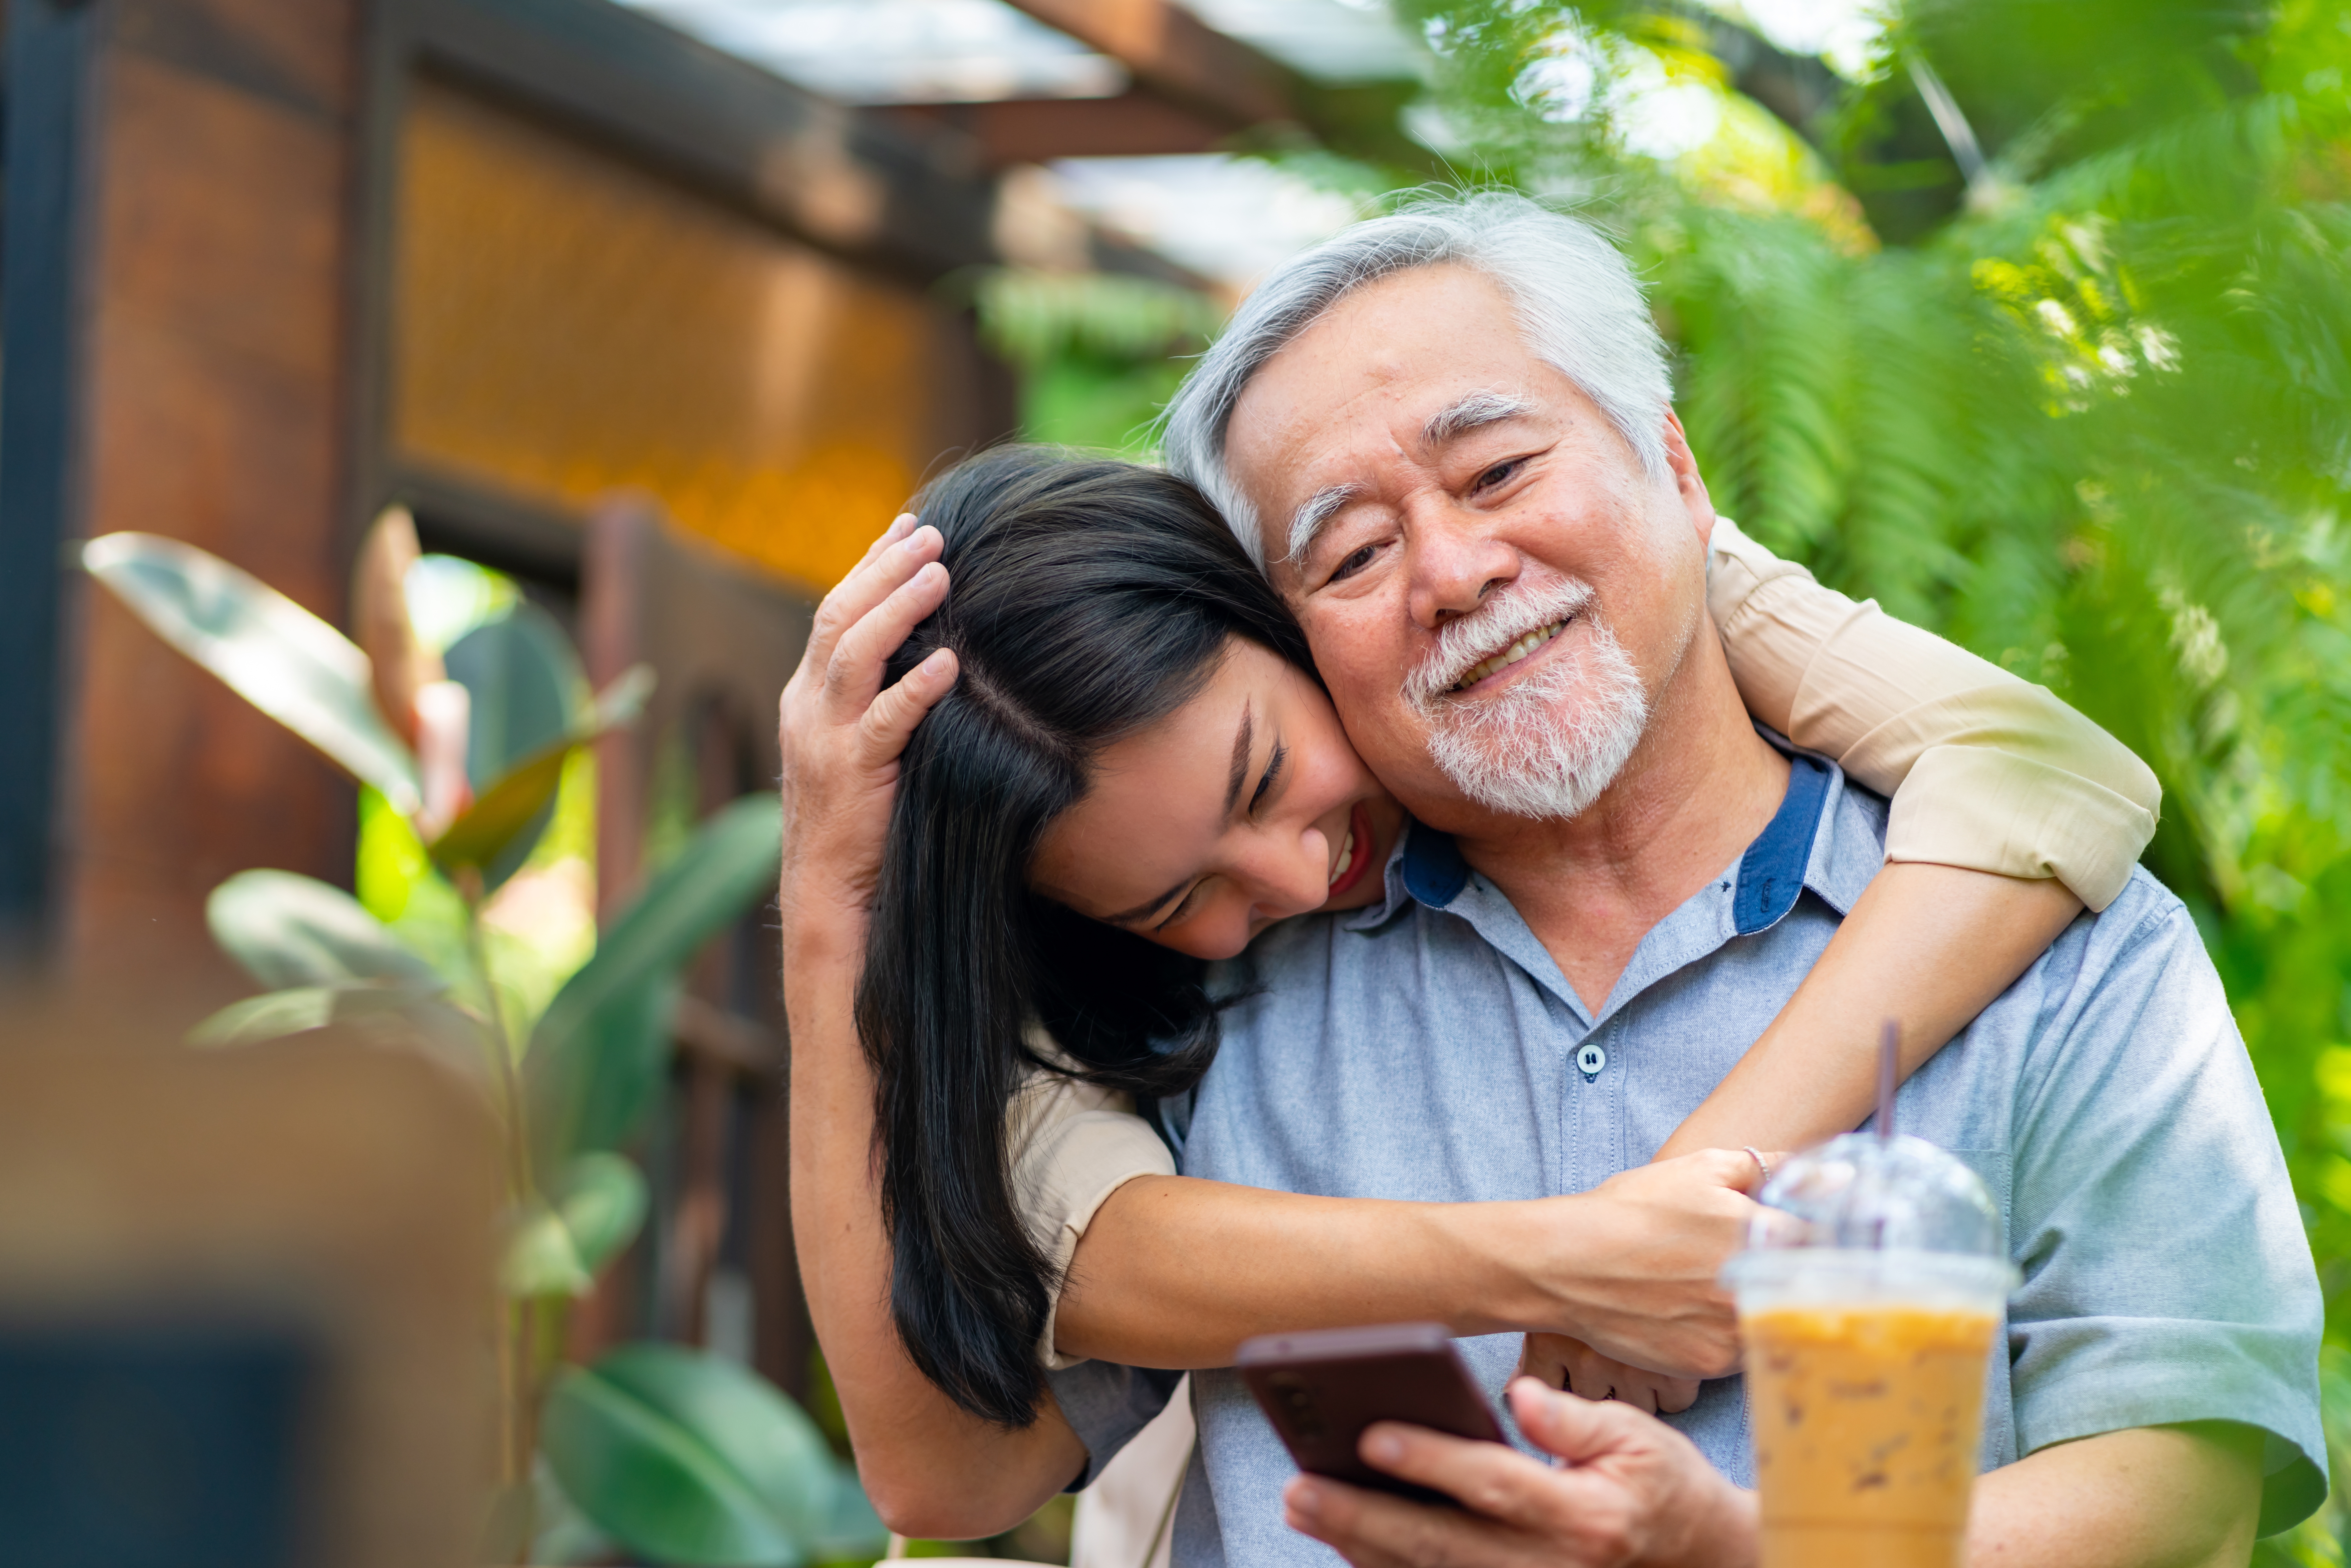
1707 515 2159 908
1664 518 2163 1155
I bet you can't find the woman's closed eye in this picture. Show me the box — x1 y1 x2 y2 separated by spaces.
1249 741 1288 816
1152 884 1203 934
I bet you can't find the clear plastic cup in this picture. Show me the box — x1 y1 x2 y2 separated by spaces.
1721 1134 2019 1568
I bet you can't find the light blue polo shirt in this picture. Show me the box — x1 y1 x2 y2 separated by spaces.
1049 753 2325 1566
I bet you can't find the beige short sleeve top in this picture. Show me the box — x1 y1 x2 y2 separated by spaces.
1009 519 2163 1366
1706 517 2159 911
1008 1029 1178 1371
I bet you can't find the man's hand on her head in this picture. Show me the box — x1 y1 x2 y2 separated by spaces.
775 512 957 949
1282 1378 1757 1568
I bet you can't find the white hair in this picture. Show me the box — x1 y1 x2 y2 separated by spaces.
1161 191 1674 569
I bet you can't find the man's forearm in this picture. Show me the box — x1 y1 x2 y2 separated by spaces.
1965 1424 2264 1568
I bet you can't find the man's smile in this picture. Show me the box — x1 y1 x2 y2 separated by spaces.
1448 617 1572 694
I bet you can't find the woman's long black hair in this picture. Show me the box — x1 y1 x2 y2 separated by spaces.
854 446 1312 1428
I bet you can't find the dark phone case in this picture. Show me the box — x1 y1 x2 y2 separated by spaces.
1237 1322 1507 1500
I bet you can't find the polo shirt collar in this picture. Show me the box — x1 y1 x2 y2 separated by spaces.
1343 734 1874 1021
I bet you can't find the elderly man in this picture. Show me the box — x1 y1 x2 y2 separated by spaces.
1027 193 2322 1566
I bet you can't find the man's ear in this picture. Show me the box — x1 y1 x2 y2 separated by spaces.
1659 409 1717 553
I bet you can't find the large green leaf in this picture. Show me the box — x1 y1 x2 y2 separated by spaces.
526 795 781 1166
541 1344 835 1567
81 533 423 815
810 1465 889 1562
187 983 496 1084
206 869 445 992
428 665 653 881
529 1459 615 1567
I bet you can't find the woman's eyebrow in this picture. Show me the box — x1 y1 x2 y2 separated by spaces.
1223 701 1255 818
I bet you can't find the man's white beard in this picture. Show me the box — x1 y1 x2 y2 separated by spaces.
1404 576 1650 821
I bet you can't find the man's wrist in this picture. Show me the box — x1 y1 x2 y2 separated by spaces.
780 891 870 968
1668 1478 1758 1568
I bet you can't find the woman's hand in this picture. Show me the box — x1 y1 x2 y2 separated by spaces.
776 513 959 951
1518 1149 1776 1381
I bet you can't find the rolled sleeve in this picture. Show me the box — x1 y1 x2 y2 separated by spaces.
1708 516 2160 911
1007 1046 1179 1371
2005 889 2327 1532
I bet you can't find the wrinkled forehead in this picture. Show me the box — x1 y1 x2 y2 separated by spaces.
1224 267 1546 532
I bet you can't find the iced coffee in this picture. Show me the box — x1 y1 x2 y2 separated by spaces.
1723 1134 2017 1568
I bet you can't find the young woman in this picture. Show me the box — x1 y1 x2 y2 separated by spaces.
780 449 2158 1538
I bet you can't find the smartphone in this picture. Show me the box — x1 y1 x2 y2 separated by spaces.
1237 1322 1507 1499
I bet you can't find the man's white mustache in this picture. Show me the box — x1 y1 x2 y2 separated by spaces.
1404 577 1599 709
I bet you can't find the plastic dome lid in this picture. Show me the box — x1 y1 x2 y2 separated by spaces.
1747 1132 2000 1256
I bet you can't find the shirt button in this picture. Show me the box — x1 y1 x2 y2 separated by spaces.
1576 1043 1607 1078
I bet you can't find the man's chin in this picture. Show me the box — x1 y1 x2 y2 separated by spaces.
1421 697 1649 822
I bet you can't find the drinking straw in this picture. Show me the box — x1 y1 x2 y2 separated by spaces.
1877 1019 1899 1141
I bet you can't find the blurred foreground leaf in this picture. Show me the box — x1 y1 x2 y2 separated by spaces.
206 869 445 992
542 1344 836 1567
188 983 495 1084
502 1152 652 1298
81 533 423 814
554 1150 650 1274
811 1467 889 1562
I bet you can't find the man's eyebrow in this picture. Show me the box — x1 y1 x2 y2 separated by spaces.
1423 389 1536 447
1285 484 1361 564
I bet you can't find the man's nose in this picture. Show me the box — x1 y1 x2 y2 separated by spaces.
1404 506 1520 630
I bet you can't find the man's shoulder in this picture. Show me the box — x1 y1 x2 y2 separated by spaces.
1976 864 2222 1096
2044 864 2205 986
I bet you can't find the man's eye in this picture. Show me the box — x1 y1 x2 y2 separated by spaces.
1328 543 1377 584
1474 458 1523 492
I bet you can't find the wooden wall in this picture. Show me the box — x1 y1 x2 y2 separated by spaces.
3 0 1010 1001
54 0 364 1002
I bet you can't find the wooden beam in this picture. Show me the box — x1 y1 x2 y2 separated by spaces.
892 90 1230 165
1003 0 1297 130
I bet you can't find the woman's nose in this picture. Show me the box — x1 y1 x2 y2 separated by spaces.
1238 832 1332 919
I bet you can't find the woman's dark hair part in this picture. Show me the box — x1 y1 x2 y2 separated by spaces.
854 446 1311 1428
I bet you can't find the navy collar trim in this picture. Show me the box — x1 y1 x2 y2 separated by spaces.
1734 753 1833 935
1402 820 1473 908
1389 750 1834 930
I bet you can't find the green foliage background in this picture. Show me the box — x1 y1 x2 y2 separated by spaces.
985 1 2351 1555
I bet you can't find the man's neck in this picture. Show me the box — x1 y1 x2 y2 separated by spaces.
1450 626 1791 1014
